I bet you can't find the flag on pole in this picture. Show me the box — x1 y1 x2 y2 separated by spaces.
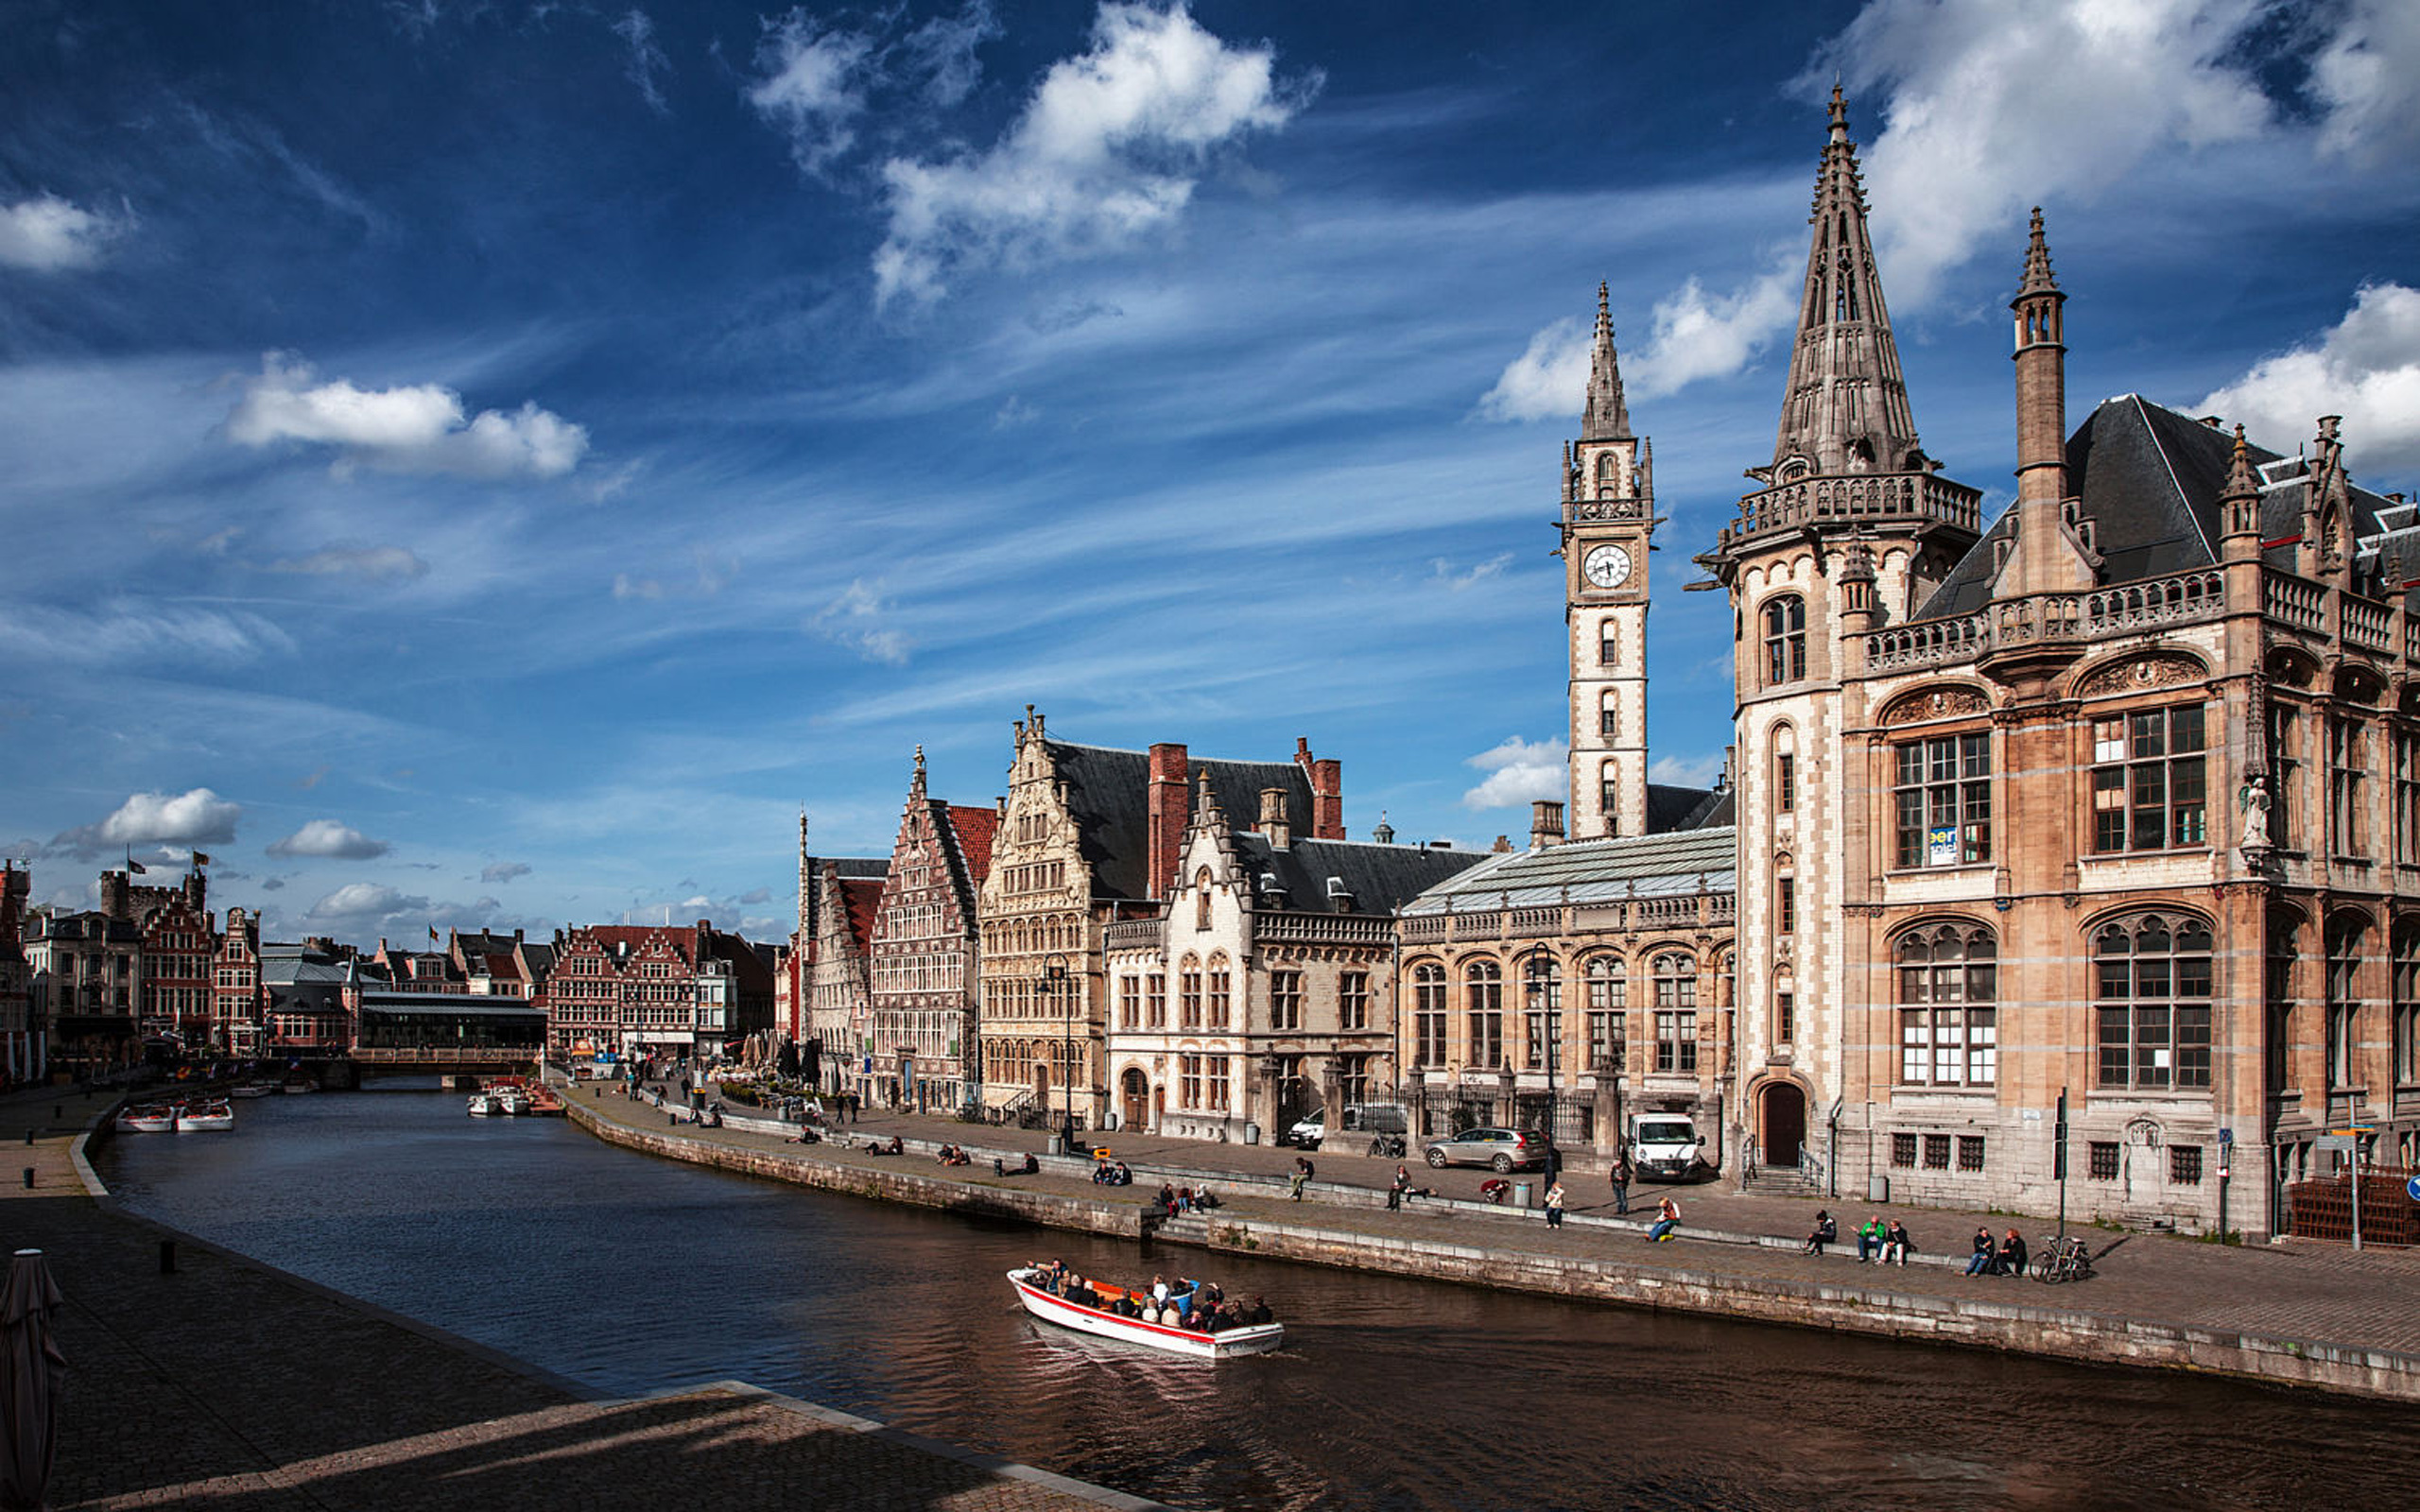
126 858 147 875
191 851 211 867
429 924 441 944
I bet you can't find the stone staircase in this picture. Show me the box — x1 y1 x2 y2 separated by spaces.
1742 1162 1821 1198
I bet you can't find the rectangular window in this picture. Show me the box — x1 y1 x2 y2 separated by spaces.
1654 1011 1697 1074
1776 878 1795 936
1600 706 1619 738
1270 970 1303 1032
2397 728 2420 865
2331 717 2367 856
1180 970 1202 1030
1776 752 1796 814
2089 1141 2120 1180
1922 1133 1951 1171
2091 706 2206 852
1891 1132 1917 1169
1338 1054 1370 1106
1894 733 1994 867
2169 1144 2203 1185
1775 991 1794 1045
1206 1055 1231 1111
1208 966 1231 1028
1417 1009 1447 1070
1956 1135 1986 1173
1118 975 1140 1031
1179 1054 1201 1109
1147 973 1166 1029
1340 971 1370 1031
2272 705 2302 850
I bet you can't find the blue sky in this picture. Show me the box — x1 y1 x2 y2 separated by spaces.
4 0 2416 946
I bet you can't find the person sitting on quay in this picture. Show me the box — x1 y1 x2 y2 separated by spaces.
1176 1186 1197 1211
1803 1210 1838 1256
1288 1157 1314 1200
1388 1164 1413 1211
1020 1151 1040 1175
1856 1214 1888 1263
1193 1185 1220 1210
1965 1225 1998 1275
1997 1228 2028 1277
1645 1195 1681 1242
1881 1219 1913 1265
1112 1160 1133 1186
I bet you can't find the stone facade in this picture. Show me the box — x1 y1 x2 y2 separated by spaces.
866 749 995 1112
804 858 884 1099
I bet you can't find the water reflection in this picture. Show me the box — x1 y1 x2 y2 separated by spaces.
95 1089 2418 1511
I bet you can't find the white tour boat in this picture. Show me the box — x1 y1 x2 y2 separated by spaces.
115 1105 178 1133
227 1082 276 1099
495 1087 533 1116
1007 1268 1283 1359
176 1101 234 1132
466 1091 502 1116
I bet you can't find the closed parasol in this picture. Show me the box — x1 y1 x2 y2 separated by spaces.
0 1248 66 1512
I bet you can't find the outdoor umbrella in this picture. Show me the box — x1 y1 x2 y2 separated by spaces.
0 1248 66 1512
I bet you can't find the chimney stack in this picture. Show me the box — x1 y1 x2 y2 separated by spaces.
1259 788 1291 850
1530 799 1566 851
1294 739 1345 839
1147 742 1190 900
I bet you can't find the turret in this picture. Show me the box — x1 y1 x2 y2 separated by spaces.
1998 209 2096 597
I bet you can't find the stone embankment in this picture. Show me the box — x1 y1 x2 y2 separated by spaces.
569 1083 2420 1403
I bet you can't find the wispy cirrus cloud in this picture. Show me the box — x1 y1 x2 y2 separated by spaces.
811 578 910 664
873 1 1318 304
264 545 429 580
747 10 875 175
0 602 295 667
226 352 588 480
613 9 671 115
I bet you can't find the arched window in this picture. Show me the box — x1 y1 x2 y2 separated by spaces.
1651 953 1698 1074
1762 595 1806 685
2266 912 2299 1093
1207 952 1232 1030
1896 923 1996 1086
1584 956 1625 1071
1772 969 1796 1048
2326 914 2368 1090
1772 725 1797 814
2093 914 2213 1090
1595 452 1618 497
1465 959 1504 1068
1599 763 1620 837
1599 690 1619 740
1599 619 1618 668
1412 962 1448 1069
1523 955 1562 1072
2396 921 2420 1088
1179 954 1203 1030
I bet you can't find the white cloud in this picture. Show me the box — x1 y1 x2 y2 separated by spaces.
811 578 911 664
873 1 1315 304
1650 752 1729 789
614 9 671 115
612 573 663 600
1460 735 1568 811
907 1 999 109
1430 553 1512 592
1630 264 1799 398
1824 0 2270 308
1476 318 1585 424
53 788 242 857
0 195 115 270
747 10 874 175
226 352 588 480
480 861 532 884
2311 0 2420 166
0 603 295 667
265 545 429 580
2198 283 2420 476
305 882 425 928
267 819 390 860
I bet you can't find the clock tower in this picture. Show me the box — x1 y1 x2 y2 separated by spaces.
1562 284 1654 840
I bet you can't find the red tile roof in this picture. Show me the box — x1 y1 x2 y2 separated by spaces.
944 803 998 884
838 879 884 954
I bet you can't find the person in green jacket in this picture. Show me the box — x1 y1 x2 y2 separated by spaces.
1856 1214 1888 1263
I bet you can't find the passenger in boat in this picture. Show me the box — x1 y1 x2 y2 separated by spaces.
1201 1307 1226 1335
1139 1303 1160 1324
1150 1275 1170 1306
1247 1297 1273 1326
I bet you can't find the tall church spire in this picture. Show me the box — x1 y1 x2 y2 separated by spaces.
1582 281 1632 441
1772 86 1924 475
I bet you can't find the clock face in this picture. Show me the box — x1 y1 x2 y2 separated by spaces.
1582 543 1634 590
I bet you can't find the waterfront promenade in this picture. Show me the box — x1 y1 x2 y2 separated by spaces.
590 1078 2420 1399
0 1086 1165 1512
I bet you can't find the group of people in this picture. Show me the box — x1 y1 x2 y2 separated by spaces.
1152 1183 1223 1215
1027 1263 1274 1334
1964 1226 2030 1276
933 1143 973 1166
1801 1211 1915 1264
863 1133 906 1156
1090 1159 1133 1186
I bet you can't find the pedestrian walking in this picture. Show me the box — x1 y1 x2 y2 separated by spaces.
1609 1151 1634 1215
1545 1179 1567 1228
1288 1156 1314 1200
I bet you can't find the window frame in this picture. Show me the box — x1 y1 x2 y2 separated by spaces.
2090 704 2208 854
2092 912 2216 1091
1761 594 1807 686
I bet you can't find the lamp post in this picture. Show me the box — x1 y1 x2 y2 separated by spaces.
1046 954 1071 1155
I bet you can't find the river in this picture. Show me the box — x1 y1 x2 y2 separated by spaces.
94 1087 2418 1511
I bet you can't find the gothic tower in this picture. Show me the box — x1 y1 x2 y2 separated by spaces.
1563 284 1655 839
1700 89 1983 1177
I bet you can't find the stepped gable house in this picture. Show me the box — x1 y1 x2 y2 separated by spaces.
1110 777 1486 1142
976 708 1343 1130
799 838 888 1101
1693 92 2420 1234
545 920 771 1062
866 748 997 1112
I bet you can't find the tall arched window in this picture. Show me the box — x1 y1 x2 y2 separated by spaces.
1595 452 1618 496
1772 726 1797 814
1895 923 1996 1086
1651 952 1698 1074
2395 921 2420 1088
1179 954 1203 1030
1762 595 1806 685
2093 913 2213 1090
1465 959 1504 1068
2267 910 2300 1094
1599 691 1620 740
1412 962 1448 1069
1584 956 1625 1071
2326 914 2368 1091
1599 619 1619 668
1207 952 1232 1030
1599 763 1620 837
1523 955 1562 1072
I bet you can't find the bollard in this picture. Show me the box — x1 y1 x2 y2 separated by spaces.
21 1169 30 1189
668 1113 676 1126
22 1130 31 1145
160 1239 177 1274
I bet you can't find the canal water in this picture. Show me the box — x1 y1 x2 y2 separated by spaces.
95 1088 2417 1511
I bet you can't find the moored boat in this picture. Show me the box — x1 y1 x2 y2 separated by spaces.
466 1092 501 1116
227 1082 276 1099
116 1105 178 1133
495 1087 532 1116
177 1101 234 1131
1007 1268 1283 1359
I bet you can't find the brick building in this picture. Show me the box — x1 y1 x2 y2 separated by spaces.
0 864 34 1083
209 906 263 1057
866 749 995 1112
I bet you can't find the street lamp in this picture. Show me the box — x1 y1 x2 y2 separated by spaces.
1046 954 1071 1155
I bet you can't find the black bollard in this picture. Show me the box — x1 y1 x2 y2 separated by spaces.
21 1168 31 1189
160 1239 177 1274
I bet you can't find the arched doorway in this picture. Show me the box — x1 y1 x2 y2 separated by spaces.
1121 1068 1150 1132
1760 1081 1806 1168
1033 1057 1050 1106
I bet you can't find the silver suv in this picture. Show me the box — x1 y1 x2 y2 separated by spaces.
1424 1126 1552 1173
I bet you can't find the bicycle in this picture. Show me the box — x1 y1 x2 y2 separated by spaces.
2030 1233 2096 1283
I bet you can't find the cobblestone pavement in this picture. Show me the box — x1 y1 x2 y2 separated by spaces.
606 1079 2420 1358
0 1085 1155 1512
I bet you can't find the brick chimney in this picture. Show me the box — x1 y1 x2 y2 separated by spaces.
1530 799 1565 851
1147 742 1190 901
1294 738 1345 839
1259 787 1291 850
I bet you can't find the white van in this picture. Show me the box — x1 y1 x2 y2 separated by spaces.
1628 1112 1712 1182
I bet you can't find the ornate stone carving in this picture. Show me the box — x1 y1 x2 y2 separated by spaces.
1879 685 1989 726
2074 651 2206 699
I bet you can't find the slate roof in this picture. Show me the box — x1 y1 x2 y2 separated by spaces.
1647 782 1732 833
825 857 890 880
1044 741 1316 902
1400 827 1738 916
1915 394 2408 622
1228 834 1490 916
258 944 349 988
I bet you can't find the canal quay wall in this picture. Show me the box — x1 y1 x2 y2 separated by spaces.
564 1091 2420 1404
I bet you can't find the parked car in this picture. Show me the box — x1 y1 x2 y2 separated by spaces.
1424 1126 1552 1173
1283 1112 1325 1149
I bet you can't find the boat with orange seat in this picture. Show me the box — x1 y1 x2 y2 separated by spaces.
1007 1268 1282 1358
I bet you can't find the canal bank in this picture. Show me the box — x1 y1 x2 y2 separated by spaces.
8 1088 1167 1512
564 1082 2420 1403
